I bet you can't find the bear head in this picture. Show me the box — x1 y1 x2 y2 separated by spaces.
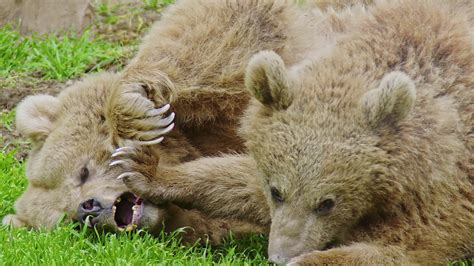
242 51 416 263
2 73 171 235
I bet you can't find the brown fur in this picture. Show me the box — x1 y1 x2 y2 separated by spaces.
5 72 266 243
118 0 474 264
4 0 343 244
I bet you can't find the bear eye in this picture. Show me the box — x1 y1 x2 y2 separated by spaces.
270 187 284 204
315 198 335 215
79 167 89 184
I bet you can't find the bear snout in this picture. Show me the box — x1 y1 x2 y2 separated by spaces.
77 198 104 226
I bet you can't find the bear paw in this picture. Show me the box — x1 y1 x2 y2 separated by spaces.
109 146 162 201
110 83 176 146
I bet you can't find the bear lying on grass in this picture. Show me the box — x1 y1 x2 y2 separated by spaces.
3 0 337 243
112 0 474 264
4 0 473 264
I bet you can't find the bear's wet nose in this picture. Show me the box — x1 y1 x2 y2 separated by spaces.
77 198 104 225
81 198 103 212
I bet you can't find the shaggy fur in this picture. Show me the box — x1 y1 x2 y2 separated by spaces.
4 0 343 244
118 0 474 264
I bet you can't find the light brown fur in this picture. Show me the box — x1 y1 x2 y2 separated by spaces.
4 0 343 244
118 0 474 264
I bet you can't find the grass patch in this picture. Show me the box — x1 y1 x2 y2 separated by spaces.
0 150 26 217
0 223 269 265
0 26 125 80
0 109 15 131
450 260 474 266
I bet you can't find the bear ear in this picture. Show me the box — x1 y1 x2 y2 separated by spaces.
361 71 416 128
245 50 293 110
16 95 61 143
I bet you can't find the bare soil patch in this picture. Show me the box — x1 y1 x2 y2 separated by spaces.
0 76 69 159
0 76 68 110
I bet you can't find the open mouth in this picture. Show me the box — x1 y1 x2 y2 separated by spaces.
112 192 143 231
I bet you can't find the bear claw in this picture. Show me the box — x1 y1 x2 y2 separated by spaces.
113 146 135 154
140 135 166 146
116 172 135 180
155 112 175 127
109 160 128 167
145 103 171 117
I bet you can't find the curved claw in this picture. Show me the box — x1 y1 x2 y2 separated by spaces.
146 104 171 117
135 123 175 143
109 160 128 167
139 136 165 146
111 150 132 158
156 112 175 127
116 172 135 180
156 123 175 136
114 146 134 154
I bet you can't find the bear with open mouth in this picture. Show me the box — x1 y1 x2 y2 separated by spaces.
4 0 338 243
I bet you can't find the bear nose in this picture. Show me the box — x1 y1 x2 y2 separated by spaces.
81 198 103 213
77 198 103 224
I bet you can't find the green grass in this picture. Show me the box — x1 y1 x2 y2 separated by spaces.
0 110 15 131
0 26 125 80
0 225 268 265
0 150 26 217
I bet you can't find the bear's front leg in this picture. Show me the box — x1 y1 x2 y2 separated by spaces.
110 148 271 227
288 243 408 266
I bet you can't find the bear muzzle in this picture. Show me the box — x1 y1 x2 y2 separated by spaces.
77 192 144 232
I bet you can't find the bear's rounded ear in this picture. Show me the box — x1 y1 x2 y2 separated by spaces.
245 50 293 110
16 95 61 143
361 71 416 128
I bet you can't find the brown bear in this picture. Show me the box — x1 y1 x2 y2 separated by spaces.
114 0 474 264
3 0 347 243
